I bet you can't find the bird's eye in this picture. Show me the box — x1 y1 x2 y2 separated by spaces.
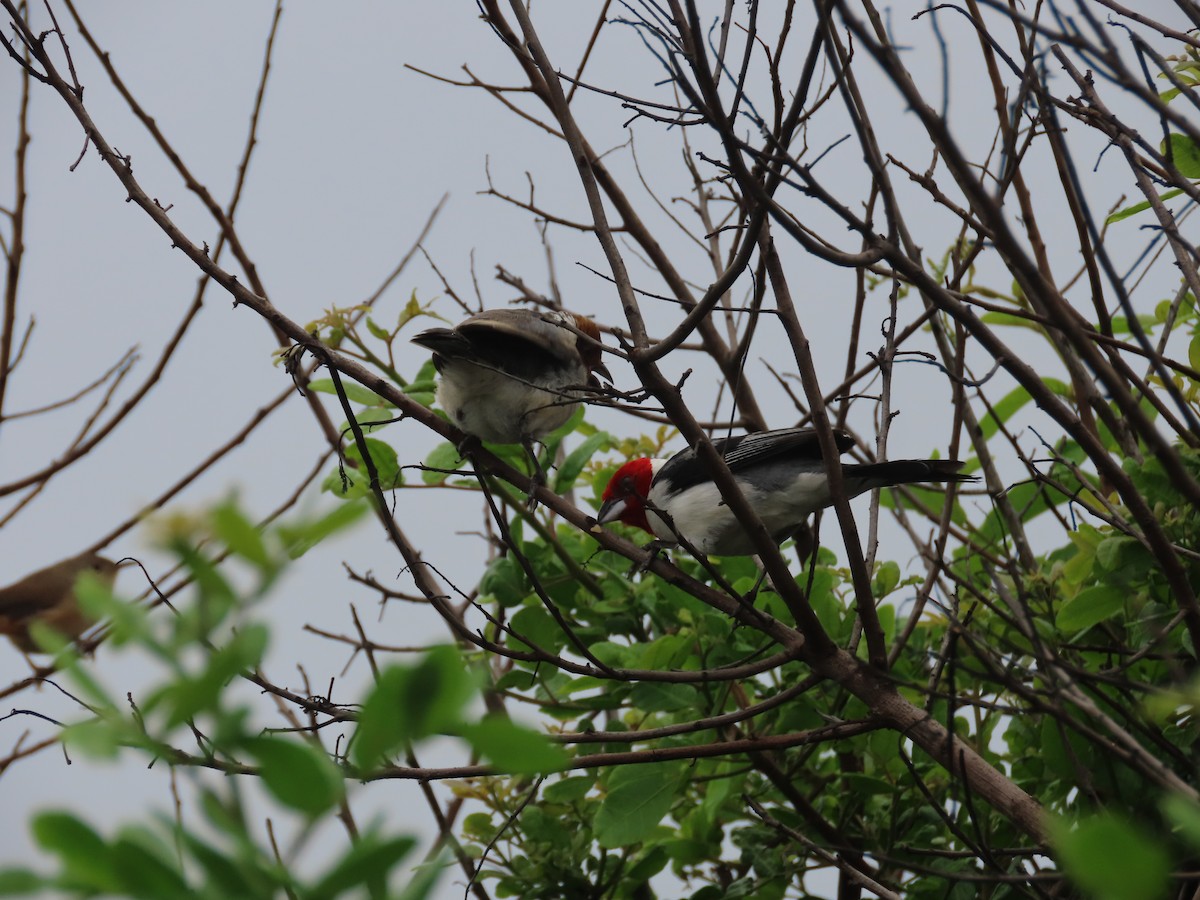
620 476 636 493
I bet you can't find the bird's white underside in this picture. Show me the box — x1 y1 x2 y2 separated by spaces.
437 363 581 445
646 463 836 555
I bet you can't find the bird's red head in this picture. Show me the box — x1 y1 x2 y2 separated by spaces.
598 458 656 534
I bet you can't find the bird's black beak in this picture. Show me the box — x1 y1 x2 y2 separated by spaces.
596 497 627 524
592 361 614 384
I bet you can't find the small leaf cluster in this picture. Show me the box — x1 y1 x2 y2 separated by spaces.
0 501 445 900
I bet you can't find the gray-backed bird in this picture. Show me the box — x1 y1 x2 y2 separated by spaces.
597 428 971 556
413 308 610 491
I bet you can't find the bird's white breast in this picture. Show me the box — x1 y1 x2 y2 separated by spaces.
647 470 834 555
437 362 581 444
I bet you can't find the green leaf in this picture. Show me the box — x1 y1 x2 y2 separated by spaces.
521 805 570 845
110 832 190 896
1094 536 1146 574
75 573 148 646
397 290 433 329
394 853 447 900
595 762 685 847
979 311 1041 333
1049 813 1170 900
174 544 237 616
114 826 181 869
698 762 740 832
62 716 123 759
195 788 249 845
23 616 74 654
366 317 391 342
805 568 845 642
663 837 711 866
1056 584 1125 632
975 439 1088 540
320 466 371 504
351 647 478 767
1164 132 1200 178
629 681 700 712
978 385 1032 440
462 812 497 841
1156 294 1195 326
627 633 691 670
279 499 369 557
508 605 566 653
180 832 261 896
458 716 567 773
1106 188 1184 224
877 602 896 646
1162 793 1200 850
247 736 344 817
0 870 43 895
307 834 418 900
554 432 612 492
32 812 118 891
1065 540 1094 588
346 438 402 490
422 442 466 485
543 775 595 804
56 645 115 708
1039 716 1094 784
872 560 900 596
323 438 402 499
212 500 271 570
976 379 1071 441
1108 314 1159 336
1190 334 1200 374
412 357 438 385
479 556 528 607
307 378 388 407
585 641 629 668
160 624 269 726
843 773 897 796
404 379 438 396
542 404 585 446
350 669 417 768
354 407 401 429
404 388 437 408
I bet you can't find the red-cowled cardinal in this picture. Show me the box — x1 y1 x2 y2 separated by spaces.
596 428 971 556
412 308 610 489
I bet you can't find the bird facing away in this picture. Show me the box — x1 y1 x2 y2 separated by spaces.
597 428 972 556
0 552 121 652
411 308 610 448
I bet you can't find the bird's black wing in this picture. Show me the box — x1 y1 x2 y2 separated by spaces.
654 428 855 495
415 310 579 381
718 428 854 471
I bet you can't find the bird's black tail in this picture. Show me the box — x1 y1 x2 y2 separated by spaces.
411 328 471 359
847 459 974 491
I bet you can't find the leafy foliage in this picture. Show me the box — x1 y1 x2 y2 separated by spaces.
5 2 1200 898
0 504 561 898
